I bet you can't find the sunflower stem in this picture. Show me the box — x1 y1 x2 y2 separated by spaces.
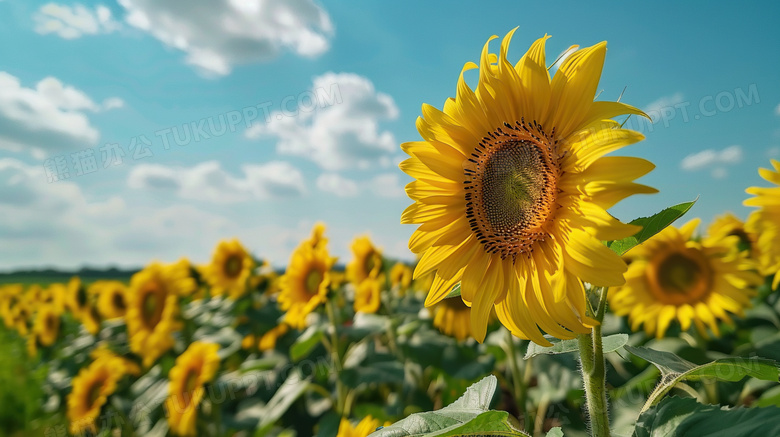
504 329 527 421
325 298 348 416
578 286 611 437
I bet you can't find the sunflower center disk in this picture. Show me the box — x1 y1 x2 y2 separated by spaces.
648 251 713 305
465 126 559 260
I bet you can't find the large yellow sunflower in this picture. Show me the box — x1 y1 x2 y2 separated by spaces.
744 159 780 289
346 236 384 287
204 240 254 299
336 415 391 437
165 342 220 437
431 298 473 342
400 29 656 344
609 219 762 338
126 263 186 367
67 355 123 435
92 280 128 320
354 278 381 314
278 240 337 329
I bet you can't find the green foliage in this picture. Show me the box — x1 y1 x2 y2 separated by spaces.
606 199 697 255
525 334 628 359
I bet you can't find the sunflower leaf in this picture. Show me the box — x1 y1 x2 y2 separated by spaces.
606 199 698 255
445 282 461 299
633 396 780 437
369 375 528 436
525 334 628 359
624 346 780 411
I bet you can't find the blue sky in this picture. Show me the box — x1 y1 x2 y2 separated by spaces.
1 0 779 270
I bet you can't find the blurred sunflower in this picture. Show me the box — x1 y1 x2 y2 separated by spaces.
346 236 383 287
609 219 762 338
43 283 68 314
0 284 23 328
205 240 254 299
354 278 381 314
390 262 413 293
431 298 473 341
336 415 391 437
67 356 122 436
126 263 185 367
81 304 102 335
90 347 141 377
32 304 60 346
303 222 328 250
278 243 337 329
259 323 290 351
744 159 780 289
65 276 89 319
400 29 656 344
706 213 757 255
93 280 128 319
165 342 220 437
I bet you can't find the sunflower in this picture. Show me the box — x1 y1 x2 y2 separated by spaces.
81 303 102 335
303 222 328 250
400 29 656 344
278 241 337 329
0 284 23 328
126 263 185 367
259 323 290 351
346 236 384 287
165 342 220 437
609 219 762 338
744 159 780 289
93 280 128 319
66 276 89 318
204 240 254 299
390 262 413 293
67 355 123 435
431 298 473 341
43 283 68 314
32 304 61 346
354 278 381 314
336 415 391 437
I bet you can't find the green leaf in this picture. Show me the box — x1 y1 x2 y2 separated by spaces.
633 396 780 437
370 375 527 436
445 282 461 299
256 369 311 434
524 334 628 359
340 361 404 389
290 325 325 362
624 346 780 410
606 199 697 255
546 428 564 437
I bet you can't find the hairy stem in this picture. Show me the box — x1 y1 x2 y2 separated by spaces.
578 286 611 437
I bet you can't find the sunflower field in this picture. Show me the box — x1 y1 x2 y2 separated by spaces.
3 25 780 437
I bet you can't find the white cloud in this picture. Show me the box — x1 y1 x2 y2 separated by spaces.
102 97 125 110
680 145 743 179
247 72 399 170
645 93 685 123
370 173 405 198
316 173 359 197
33 3 120 39
768 147 780 158
127 160 306 202
117 0 333 76
0 72 107 157
775 103 780 116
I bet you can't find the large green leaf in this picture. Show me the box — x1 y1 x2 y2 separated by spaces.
289 325 325 362
633 396 780 437
369 375 527 436
624 346 780 410
606 200 697 255
524 334 628 359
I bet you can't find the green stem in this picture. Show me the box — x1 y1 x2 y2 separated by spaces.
504 329 527 420
578 286 611 437
325 299 348 416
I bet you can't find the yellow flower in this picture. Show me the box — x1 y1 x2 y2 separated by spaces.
67 355 123 436
43 283 68 314
93 280 128 320
389 262 413 293
66 276 89 318
0 284 23 329
90 346 141 377
33 304 61 346
346 236 384 287
81 304 102 335
165 342 220 437
706 213 757 255
204 240 254 299
431 298 473 341
278 234 337 329
400 29 656 344
744 159 780 289
241 334 256 350
303 222 329 250
126 263 185 367
259 324 290 351
609 219 762 338
354 279 382 314
336 416 391 437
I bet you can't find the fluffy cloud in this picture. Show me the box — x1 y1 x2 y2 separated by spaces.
316 172 405 198
645 93 685 123
0 72 123 157
680 145 743 178
775 103 780 116
247 72 399 170
127 160 306 202
33 3 120 39
117 0 333 76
